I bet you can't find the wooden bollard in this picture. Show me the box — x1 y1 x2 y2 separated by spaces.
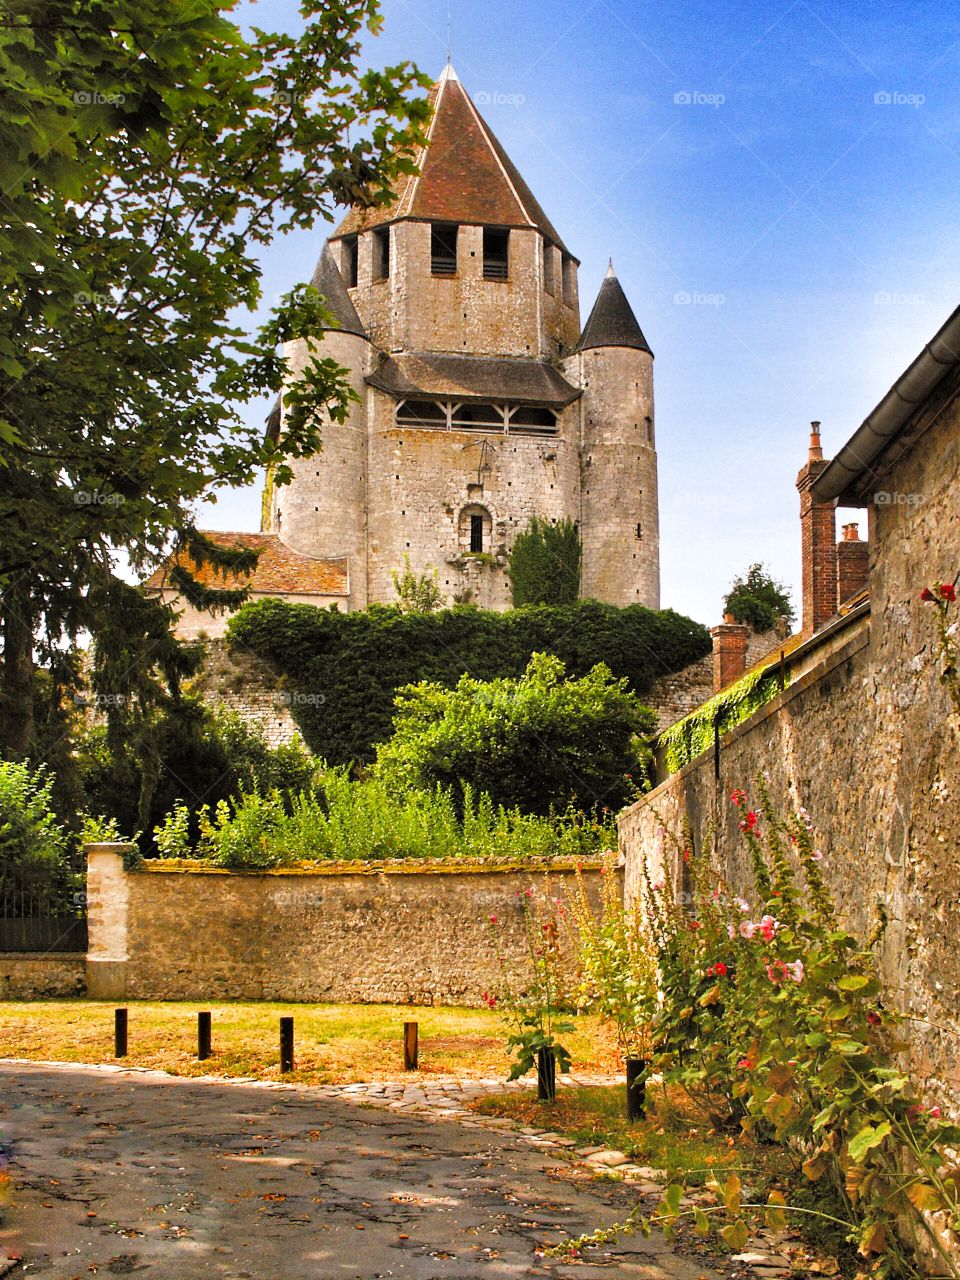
197 1011 212 1061
114 1008 128 1058
403 1021 418 1071
280 1016 294 1073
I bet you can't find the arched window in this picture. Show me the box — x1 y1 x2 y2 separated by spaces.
458 504 492 555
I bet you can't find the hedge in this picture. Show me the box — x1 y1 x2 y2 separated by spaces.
226 598 710 765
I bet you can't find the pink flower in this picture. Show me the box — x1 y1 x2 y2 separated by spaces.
734 897 750 912
524 888 533 898
929 1106 942 1119
766 959 789 984
739 920 757 940
786 960 804 983
759 914 778 942
811 849 824 862
489 914 497 924
727 923 737 940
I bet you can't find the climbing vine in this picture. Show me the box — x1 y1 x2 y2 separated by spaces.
657 665 788 776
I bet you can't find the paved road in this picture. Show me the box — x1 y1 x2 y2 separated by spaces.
0 1062 723 1279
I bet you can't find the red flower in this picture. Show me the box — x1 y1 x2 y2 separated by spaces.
481 991 497 1009
713 961 728 977
866 1011 881 1027
940 583 957 603
766 959 789 984
737 1057 754 1070
682 848 692 864
730 788 747 808
920 588 936 602
688 920 702 931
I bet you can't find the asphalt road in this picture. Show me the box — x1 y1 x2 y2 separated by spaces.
0 1062 723 1279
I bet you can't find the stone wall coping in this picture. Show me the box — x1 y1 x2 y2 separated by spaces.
621 619 871 819
0 952 86 961
131 856 611 878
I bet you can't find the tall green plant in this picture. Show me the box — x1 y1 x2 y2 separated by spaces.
509 517 582 607
0 761 75 911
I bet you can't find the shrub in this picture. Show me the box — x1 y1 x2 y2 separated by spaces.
374 653 654 817
723 562 794 631
154 769 616 868
0 761 76 912
508 516 581 607
228 598 706 766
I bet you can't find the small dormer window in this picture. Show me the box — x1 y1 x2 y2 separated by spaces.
344 235 359 288
483 227 509 280
431 223 458 275
373 227 390 281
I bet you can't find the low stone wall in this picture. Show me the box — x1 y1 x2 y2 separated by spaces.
86 849 607 1006
0 953 86 999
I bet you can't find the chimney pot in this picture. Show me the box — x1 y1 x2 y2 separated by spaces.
808 420 823 462
842 522 860 542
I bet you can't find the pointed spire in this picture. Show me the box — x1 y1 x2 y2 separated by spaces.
578 268 652 355
332 68 570 254
308 244 367 338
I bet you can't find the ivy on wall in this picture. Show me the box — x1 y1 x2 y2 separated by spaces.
228 597 711 766
657 664 790 776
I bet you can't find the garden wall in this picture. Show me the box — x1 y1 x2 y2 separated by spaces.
85 848 606 1006
0 953 85 999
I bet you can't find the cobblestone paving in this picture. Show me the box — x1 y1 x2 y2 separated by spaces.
0 1062 728 1280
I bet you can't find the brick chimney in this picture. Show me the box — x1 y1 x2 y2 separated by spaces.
711 614 750 692
797 422 838 638
837 522 869 605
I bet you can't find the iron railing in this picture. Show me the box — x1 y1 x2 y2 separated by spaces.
0 852 87 953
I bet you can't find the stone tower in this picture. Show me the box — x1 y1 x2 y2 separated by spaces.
263 64 660 612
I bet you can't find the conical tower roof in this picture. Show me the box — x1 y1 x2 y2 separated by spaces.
333 65 571 254
309 243 367 337
578 263 652 354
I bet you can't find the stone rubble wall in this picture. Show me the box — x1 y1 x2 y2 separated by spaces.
189 638 299 748
85 852 608 1007
644 627 783 732
0 953 85 999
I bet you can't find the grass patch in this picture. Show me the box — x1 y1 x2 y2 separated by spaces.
0 1000 619 1085
469 1084 742 1185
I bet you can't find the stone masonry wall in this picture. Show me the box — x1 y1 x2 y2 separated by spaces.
85 852 607 1007
618 386 960 1113
190 639 299 749
0 953 85 999
644 628 783 733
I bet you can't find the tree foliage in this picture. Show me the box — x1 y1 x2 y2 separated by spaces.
228 597 711 765
374 653 655 817
508 517 582 607
724 563 795 632
0 0 429 754
390 554 445 613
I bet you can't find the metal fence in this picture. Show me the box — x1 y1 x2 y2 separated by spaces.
0 852 87 953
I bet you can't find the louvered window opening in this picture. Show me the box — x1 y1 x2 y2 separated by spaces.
396 400 557 436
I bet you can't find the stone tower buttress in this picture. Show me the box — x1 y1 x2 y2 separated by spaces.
566 265 660 609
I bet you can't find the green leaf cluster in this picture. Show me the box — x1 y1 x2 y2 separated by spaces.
658 665 787 776
508 517 582 607
723 563 795 632
228 597 710 768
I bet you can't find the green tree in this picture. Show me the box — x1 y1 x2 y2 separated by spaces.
390 554 445 613
0 0 429 756
723 563 795 632
374 652 654 817
508 517 582 607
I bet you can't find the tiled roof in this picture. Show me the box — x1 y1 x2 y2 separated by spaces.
333 66 571 254
579 265 652 354
144 533 349 597
366 351 581 406
309 244 367 337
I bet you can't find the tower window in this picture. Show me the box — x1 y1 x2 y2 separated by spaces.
470 514 484 553
645 415 654 445
373 227 390 281
636 523 643 540
431 223 458 275
459 504 491 554
483 227 510 280
343 235 359 288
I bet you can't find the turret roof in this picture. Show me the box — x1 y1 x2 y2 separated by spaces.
309 244 367 337
578 264 652 354
333 65 572 254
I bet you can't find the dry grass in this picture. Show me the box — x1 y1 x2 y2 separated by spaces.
0 1000 620 1085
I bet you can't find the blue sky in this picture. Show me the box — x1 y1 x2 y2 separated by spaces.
211 0 960 625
